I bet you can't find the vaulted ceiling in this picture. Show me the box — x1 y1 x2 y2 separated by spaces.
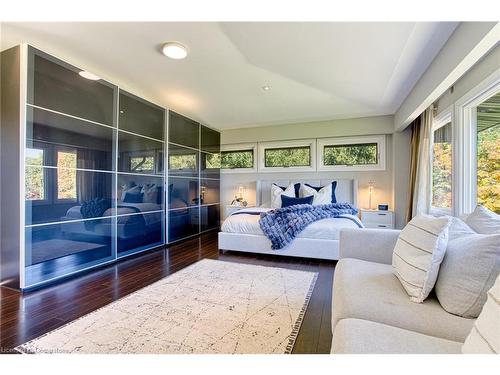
1 22 458 129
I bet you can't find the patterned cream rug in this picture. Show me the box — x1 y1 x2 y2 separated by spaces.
16 259 318 354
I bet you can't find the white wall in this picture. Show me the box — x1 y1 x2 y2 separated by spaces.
220 115 411 228
435 45 500 115
394 22 499 131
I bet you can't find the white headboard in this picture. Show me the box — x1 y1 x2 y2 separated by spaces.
256 179 358 207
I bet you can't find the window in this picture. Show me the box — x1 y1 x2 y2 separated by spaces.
258 140 315 172
324 143 377 166
220 143 258 173
25 148 46 200
264 146 310 168
131 155 155 172
57 150 77 200
317 136 385 171
476 92 499 213
221 150 253 169
431 120 452 213
454 71 499 215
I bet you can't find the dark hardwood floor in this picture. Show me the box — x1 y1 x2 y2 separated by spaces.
0 231 335 354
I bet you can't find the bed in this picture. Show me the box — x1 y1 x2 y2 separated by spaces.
218 179 361 260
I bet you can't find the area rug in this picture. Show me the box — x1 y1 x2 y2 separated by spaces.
16 259 318 354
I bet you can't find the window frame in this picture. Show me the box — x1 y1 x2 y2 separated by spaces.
317 135 385 171
220 143 257 174
430 108 453 216
454 69 500 216
258 139 316 173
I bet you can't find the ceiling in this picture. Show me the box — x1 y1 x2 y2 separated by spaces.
1 22 458 130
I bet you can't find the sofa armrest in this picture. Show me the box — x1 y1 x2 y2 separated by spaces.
339 228 400 265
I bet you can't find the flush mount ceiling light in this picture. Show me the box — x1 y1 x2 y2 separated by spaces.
78 71 101 80
262 85 271 91
162 42 188 60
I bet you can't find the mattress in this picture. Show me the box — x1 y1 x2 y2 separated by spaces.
221 207 362 241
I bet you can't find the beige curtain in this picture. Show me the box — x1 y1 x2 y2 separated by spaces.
407 106 434 221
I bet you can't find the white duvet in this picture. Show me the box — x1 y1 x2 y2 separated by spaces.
221 207 363 241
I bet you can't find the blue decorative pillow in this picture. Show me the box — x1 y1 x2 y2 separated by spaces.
123 192 144 203
281 195 314 207
304 181 337 203
276 183 301 198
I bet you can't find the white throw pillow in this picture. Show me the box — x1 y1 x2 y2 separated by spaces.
392 215 452 303
300 183 332 205
435 218 500 318
465 205 500 234
270 183 296 208
462 274 500 354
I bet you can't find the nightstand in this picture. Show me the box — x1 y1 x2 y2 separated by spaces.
360 209 395 229
225 205 254 218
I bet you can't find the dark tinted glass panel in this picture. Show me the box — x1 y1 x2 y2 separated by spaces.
168 111 199 149
264 146 311 167
323 143 378 166
118 131 164 175
25 167 113 225
168 143 199 177
27 47 116 126
168 177 199 209
117 211 164 256
201 125 220 153
168 207 200 242
200 205 220 232
200 179 220 205
117 174 164 212
119 91 164 140
201 152 220 179
25 217 114 287
26 106 114 170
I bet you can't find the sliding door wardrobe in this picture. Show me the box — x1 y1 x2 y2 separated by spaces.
168 112 221 242
0 44 220 290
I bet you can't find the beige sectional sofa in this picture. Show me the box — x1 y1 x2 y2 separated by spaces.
330 228 475 354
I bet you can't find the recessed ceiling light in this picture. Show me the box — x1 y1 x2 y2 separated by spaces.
162 42 188 60
262 85 271 91
78 71 101 80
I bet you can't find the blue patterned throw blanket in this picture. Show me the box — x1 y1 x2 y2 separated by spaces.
259 203 359 250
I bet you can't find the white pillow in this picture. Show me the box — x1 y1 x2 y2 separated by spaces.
462 274 500 354
141 184 159 204
435 223 500 318
270 183 296 208
465 205 500 234
300 183 332 205
392 215 452 303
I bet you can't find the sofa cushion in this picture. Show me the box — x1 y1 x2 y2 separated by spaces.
462 274 500 354
435 230 500 318
392 215 452 303
465 205 500 235
332 258 475 342
331 318 462 354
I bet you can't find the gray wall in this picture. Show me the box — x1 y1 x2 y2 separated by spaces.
220 115 411 228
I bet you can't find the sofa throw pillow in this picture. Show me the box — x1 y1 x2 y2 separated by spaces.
270 183 296 208
462 274 500 354
120 185 141 201
300 181 337 205
392 215 452 303
141 184 159 204
281 194 314 207
435 227 500 318
465 205 500 234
